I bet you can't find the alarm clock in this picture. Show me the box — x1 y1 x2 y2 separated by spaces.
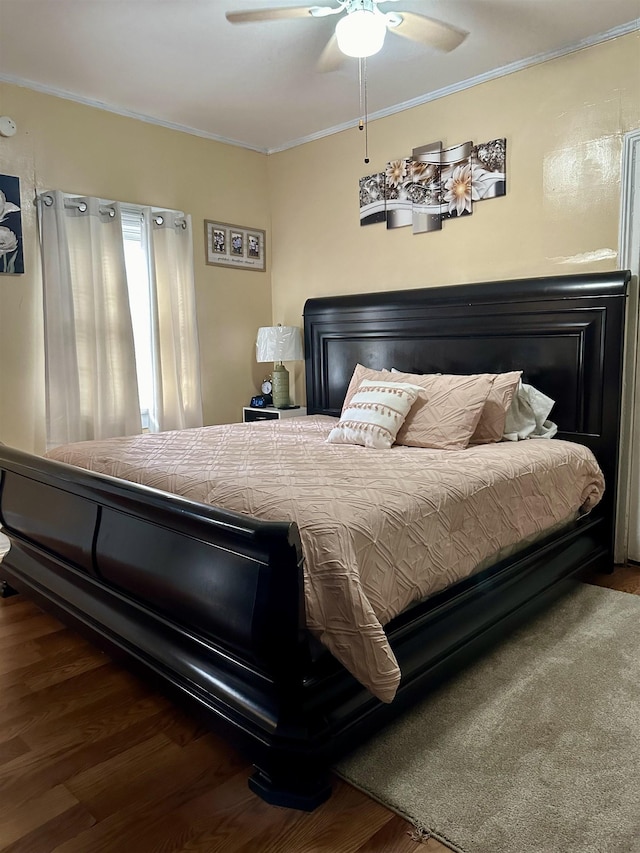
251 378 273 408
250 394 272 408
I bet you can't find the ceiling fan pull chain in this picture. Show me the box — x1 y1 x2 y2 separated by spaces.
358 56 370 164
358 56 364 125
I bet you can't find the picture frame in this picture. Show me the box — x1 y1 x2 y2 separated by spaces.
204 220 266 271
0 174 24 275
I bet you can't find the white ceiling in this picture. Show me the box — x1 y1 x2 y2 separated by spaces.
0 0 638 153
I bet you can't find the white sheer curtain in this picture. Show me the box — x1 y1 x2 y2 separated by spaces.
39 191 141 448
143 209 203 432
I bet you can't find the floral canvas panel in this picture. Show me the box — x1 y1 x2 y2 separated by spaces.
410 142 444 233
440 141 474 222
359 136 506 235
384 158 413 229
359 172 387 225
472 138 507 199
0 174 23 274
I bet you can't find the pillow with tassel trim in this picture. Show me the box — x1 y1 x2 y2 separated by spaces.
327 380 421 449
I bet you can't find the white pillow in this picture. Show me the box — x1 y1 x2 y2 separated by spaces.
327 380 421 449
503 381 558 440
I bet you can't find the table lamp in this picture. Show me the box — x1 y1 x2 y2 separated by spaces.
256 325 304 408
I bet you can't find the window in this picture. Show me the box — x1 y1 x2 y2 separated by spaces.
40 191 202 445
121 208 153 431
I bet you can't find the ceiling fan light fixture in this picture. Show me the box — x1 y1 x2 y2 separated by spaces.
335 9 386 58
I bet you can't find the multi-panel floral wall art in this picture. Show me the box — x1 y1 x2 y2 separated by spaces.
359 138 506 233
0 174 23 274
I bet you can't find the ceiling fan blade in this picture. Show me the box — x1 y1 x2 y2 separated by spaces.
387 11 468 53
316 32 345 73
226 6 317 24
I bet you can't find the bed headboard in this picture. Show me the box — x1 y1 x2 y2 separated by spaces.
304 270 630 515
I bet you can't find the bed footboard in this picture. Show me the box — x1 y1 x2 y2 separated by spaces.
0 444 334 809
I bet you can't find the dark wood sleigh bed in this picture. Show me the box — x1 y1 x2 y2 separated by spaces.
0 270 629 810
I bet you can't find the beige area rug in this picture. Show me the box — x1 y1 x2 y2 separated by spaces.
336 583 640 853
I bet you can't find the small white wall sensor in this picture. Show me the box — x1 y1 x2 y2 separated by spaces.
0 117 17 138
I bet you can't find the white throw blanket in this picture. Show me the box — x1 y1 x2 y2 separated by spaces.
503 382 558 441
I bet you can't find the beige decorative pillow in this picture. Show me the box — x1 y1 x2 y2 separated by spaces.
389 366 522 444
469 370 523 444
341 364 494 450
327 379 421 449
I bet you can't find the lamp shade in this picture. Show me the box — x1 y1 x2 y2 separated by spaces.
256 325 304 363
335 9 386 58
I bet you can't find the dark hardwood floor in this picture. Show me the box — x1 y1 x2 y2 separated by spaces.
0 557 637 853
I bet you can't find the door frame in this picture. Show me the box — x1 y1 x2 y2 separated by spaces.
615 128 640 563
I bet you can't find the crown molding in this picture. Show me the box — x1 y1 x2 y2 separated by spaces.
0 73 268 153
267 21 640 154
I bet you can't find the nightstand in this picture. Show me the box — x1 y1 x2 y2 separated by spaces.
243 406 307 423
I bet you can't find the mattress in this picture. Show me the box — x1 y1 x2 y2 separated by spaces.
48 416 605 702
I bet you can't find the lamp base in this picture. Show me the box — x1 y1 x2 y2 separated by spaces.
272 363 290 409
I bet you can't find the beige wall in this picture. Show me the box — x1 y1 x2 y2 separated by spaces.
268 32 640 404
0 83 272 454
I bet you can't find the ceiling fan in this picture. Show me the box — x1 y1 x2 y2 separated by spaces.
225 0 469 73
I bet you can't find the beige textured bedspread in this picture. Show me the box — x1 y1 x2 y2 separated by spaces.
48 416 604 702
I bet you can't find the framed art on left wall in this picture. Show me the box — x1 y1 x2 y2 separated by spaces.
204 220 266 272
0 174 23 275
